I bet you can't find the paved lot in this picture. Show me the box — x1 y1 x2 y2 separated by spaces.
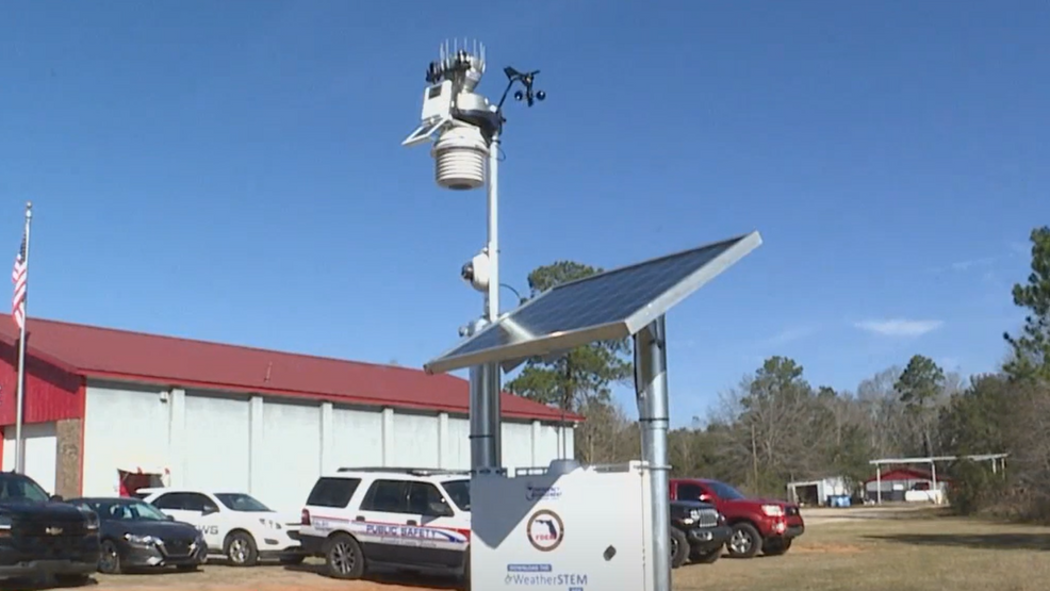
7 506 1050 591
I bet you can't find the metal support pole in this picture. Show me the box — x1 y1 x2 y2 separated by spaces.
930 461 938 504
14 202 32 475
485 132 500 326
470 131 503 474
484 132 502 466
876 466 882 504
635 316 670 591
468 319 496 471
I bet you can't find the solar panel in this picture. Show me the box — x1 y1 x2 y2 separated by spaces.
424 231 762 374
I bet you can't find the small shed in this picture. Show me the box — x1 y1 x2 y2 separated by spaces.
787 476 851 506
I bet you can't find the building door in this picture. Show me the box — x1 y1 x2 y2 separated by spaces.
2 422 57 495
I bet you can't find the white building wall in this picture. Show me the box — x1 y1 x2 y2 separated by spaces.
3 422 58 494
254 398 322 512
329 407 383 469
182 392 251 493
447 418 471 468
502 422 534 470
390 412 439 467
82 379 576 512
82 382 173 497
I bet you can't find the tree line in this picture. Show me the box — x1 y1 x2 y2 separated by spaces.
507 226 1050 522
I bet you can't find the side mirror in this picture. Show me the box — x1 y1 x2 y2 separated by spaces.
427 501 454 517
49 494 64 503
166 514 175 521
201 506 219 516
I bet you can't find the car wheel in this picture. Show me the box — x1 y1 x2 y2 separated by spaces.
763 537 793 556
98 539 122 574
690 546 722 564
280 555 306 566
325 533 366 580
225 531 259 567
670 528 689 569
727 523 762 558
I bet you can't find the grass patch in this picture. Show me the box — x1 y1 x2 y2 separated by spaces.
673 509 1050 591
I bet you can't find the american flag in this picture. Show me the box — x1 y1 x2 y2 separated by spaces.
11 231 27 331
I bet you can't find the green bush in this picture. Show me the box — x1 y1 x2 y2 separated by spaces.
947 459 1005 515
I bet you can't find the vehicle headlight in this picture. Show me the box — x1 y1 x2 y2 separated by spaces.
0 514 11 534
77 507 99 531
761 504 785 517
125 533 159 546
718 513 727 525
689 509 701 520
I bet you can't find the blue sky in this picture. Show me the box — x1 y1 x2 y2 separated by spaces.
1 1 1047 427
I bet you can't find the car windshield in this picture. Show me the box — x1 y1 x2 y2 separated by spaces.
0 474 51 504
78 500 169 521
708 481 747 500
215 493 271 512
441 479 470 512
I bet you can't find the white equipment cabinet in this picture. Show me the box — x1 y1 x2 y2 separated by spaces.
471 461 655 590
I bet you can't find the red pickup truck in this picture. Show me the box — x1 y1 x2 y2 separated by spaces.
670 478 805 558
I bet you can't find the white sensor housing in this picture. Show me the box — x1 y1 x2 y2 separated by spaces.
432 122 488 190
463 250 490 292
403 41 496 192
402 80 454 149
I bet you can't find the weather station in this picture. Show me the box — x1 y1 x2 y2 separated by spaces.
404 40 763 591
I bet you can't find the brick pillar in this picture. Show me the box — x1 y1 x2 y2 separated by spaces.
55 418 82 498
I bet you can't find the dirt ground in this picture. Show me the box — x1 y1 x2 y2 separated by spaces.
92 562 461 591
8 506 1050 591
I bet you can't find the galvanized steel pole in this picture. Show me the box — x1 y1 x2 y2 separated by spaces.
635 316 671 591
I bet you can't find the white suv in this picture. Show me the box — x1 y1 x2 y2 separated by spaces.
136 488 304 567
298 468 471 584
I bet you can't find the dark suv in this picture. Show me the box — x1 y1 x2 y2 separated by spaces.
0 471 101 585
669 499 730 568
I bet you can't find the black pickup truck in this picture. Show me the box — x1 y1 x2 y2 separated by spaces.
670 499 731 568
0 471 101 585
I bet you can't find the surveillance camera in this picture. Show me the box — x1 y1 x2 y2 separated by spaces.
536 90 546 101
461 251 490 292
514 90 524 101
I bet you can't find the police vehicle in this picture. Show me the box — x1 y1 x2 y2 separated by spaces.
136 487 304 566
298 467 471 584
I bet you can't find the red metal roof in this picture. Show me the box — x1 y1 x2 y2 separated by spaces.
0 318 582 422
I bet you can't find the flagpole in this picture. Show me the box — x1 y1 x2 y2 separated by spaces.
14 201 32 474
